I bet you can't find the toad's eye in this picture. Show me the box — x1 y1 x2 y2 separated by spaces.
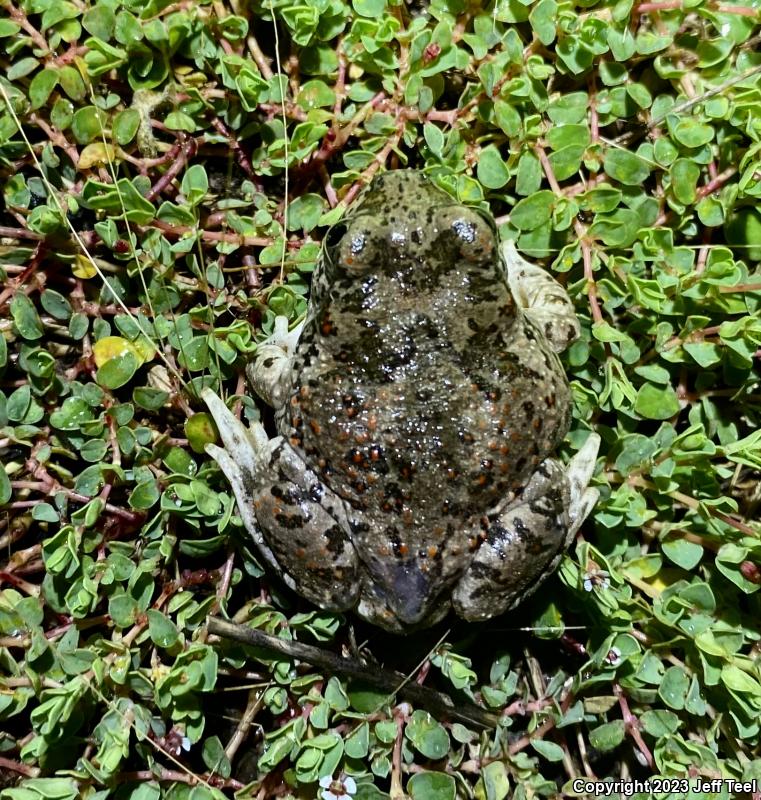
452 218 477 244
441 207 496 264
349 232 367 256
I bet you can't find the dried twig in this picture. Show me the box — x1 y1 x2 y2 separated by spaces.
207 617 501 729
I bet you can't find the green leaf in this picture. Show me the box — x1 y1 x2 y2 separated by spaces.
588 720 625 751
109 592 139 628
10 294 44 340
40 289 73 321
201 735 231 778
494 100 521 137
113 109 140 144
181 165 209 207
408 772 456 800
147 609 180 649
405 710 449 759
477 145 509 189
29 69 59 110
634 383 680 420
671 158 700 204
424 122 445 156
296 79 336 109
96 352 140 390
129 480 160 509
353 0 387 16
672 118 714 148
0 465 11 505
531 739 565 762
603 149 651 185
662 537 703 570
529 0 557 45
510 190 555 230
83 5 115 39
286 193 326 232
659 666 689 709
474 761 510 800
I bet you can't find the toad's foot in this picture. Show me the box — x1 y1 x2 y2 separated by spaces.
202 388 359 609
247 315 305 408
452 433 601 621
502 240 581 353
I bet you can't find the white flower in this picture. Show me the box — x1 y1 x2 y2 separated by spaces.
583 569 610 592
319 774 357 800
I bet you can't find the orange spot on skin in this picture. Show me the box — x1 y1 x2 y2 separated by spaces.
402 510 414 526
398 543 409 556
309 420 322 435
427 545 438 558
295 547 306 558
354 431 369 444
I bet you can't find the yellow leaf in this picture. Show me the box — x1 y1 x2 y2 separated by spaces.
92 336 144 368
78 142 115 170
72 254 98 279
132 335 157 363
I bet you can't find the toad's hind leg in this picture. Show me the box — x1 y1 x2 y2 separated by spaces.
202 389 360 610
502 240 581 353
453 434 600 621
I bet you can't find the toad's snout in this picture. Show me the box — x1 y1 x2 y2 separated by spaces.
381 562 433 626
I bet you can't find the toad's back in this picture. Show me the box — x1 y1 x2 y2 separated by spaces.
281 172 571 598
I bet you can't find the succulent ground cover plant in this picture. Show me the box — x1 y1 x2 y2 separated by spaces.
1 0 761 797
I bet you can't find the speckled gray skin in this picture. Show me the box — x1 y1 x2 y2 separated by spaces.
203 171 599 633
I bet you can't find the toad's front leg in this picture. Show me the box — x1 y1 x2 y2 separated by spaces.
502 240 581 353
452 433 600 621
202 389 359 610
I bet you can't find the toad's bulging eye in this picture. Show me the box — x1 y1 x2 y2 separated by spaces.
350 233 367 256
443 209 495 264
452 219 477 244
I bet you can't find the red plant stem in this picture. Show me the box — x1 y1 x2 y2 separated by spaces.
615 684 654 769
